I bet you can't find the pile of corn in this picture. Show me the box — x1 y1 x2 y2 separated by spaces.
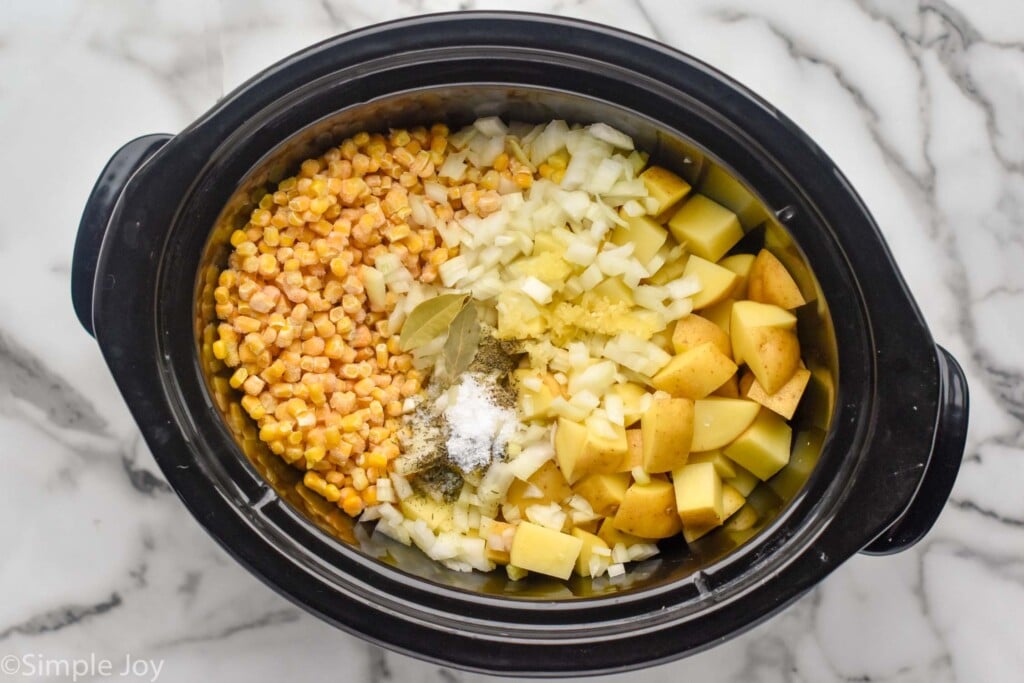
212 125 535 517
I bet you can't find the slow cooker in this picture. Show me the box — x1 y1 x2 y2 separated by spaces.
70 12 969 676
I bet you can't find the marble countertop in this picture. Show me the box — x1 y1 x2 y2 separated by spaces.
1 0 1022 681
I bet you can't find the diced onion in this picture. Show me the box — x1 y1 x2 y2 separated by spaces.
587 122 635 150
474 116 508 137
521 276 553 304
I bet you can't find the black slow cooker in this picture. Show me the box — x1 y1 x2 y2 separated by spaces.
70 13 968 676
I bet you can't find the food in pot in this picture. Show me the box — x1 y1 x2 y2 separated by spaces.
208 117 814 581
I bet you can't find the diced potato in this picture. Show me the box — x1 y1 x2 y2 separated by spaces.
496 290 547 339
748 249 806 310
723 504 759 532
682 256 739 309
623 428 643 471
724 461 760 496
729 300 798 382
652 342 737 399
699 163 766 228
729 300 796 360
554 418 589 483
573 472 631 516
510 521 583 580
649 327 675 354
671 314 732 358
712 374 740 398
511 369 563 421
572 528 611 577
640 166 692 218
555 418 628 484
532 231 566 256
730 299 797 328
672 462 723 527
745 366 811 419
701 298 734 335
718 253 756 299
505 460 573 516
691 398 761 452
742 326 801 394
611 214 669 266
724 409 792 480
687 450 737 479
768 428 825 500
597 517 647 547
611 383 648 427
646 248 688 285
613 480 681 539
641 397 694 472
581 276 635 310
400 495 454 532
511 251 574 284
682 484 746 543
668 195 744 263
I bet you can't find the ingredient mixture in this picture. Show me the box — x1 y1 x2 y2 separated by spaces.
209 117 816 582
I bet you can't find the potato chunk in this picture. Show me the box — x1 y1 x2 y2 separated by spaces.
573 472 630 517
682 256 740 310
743 326 801 395
572 528 611 577
613 480 681 539
668 195 744 262
671 314 732 358
510 521 583 580
745 366 811 419
672 462 724 527
610 214 668 267
724 409 792 480
640 166 692 217
554 418 627 484
651 342 737 399
690 398 761 452
718 253 757 298
748 249 806 310
641 397 694 473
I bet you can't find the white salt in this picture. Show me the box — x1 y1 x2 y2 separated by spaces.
444 374 516 473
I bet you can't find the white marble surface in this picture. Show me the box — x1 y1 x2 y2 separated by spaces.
1 0 1021 681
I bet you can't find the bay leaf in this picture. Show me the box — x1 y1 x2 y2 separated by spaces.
399 293 470 352
442 302 480 382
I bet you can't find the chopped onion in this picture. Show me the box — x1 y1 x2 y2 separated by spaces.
521 276 553 304
585 157 624 194
588 122 635 150
528 120 570 165
569 361 617 396
622 199 646 217
473 116 508 137
628 543 661 561
438 152 468 180
439 255 469 287
448 125 477 150
525 502 567 531
611 543 631 564
604 393 625 426
360 265 387 311
424 181 448 204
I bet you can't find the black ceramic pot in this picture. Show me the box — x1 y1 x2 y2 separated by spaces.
71 12 969 676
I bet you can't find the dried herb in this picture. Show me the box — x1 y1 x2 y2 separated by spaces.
441 302 480 382
399 293 470 352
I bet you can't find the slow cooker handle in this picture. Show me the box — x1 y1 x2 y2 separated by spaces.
72 134 172 337
861 345 969 555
